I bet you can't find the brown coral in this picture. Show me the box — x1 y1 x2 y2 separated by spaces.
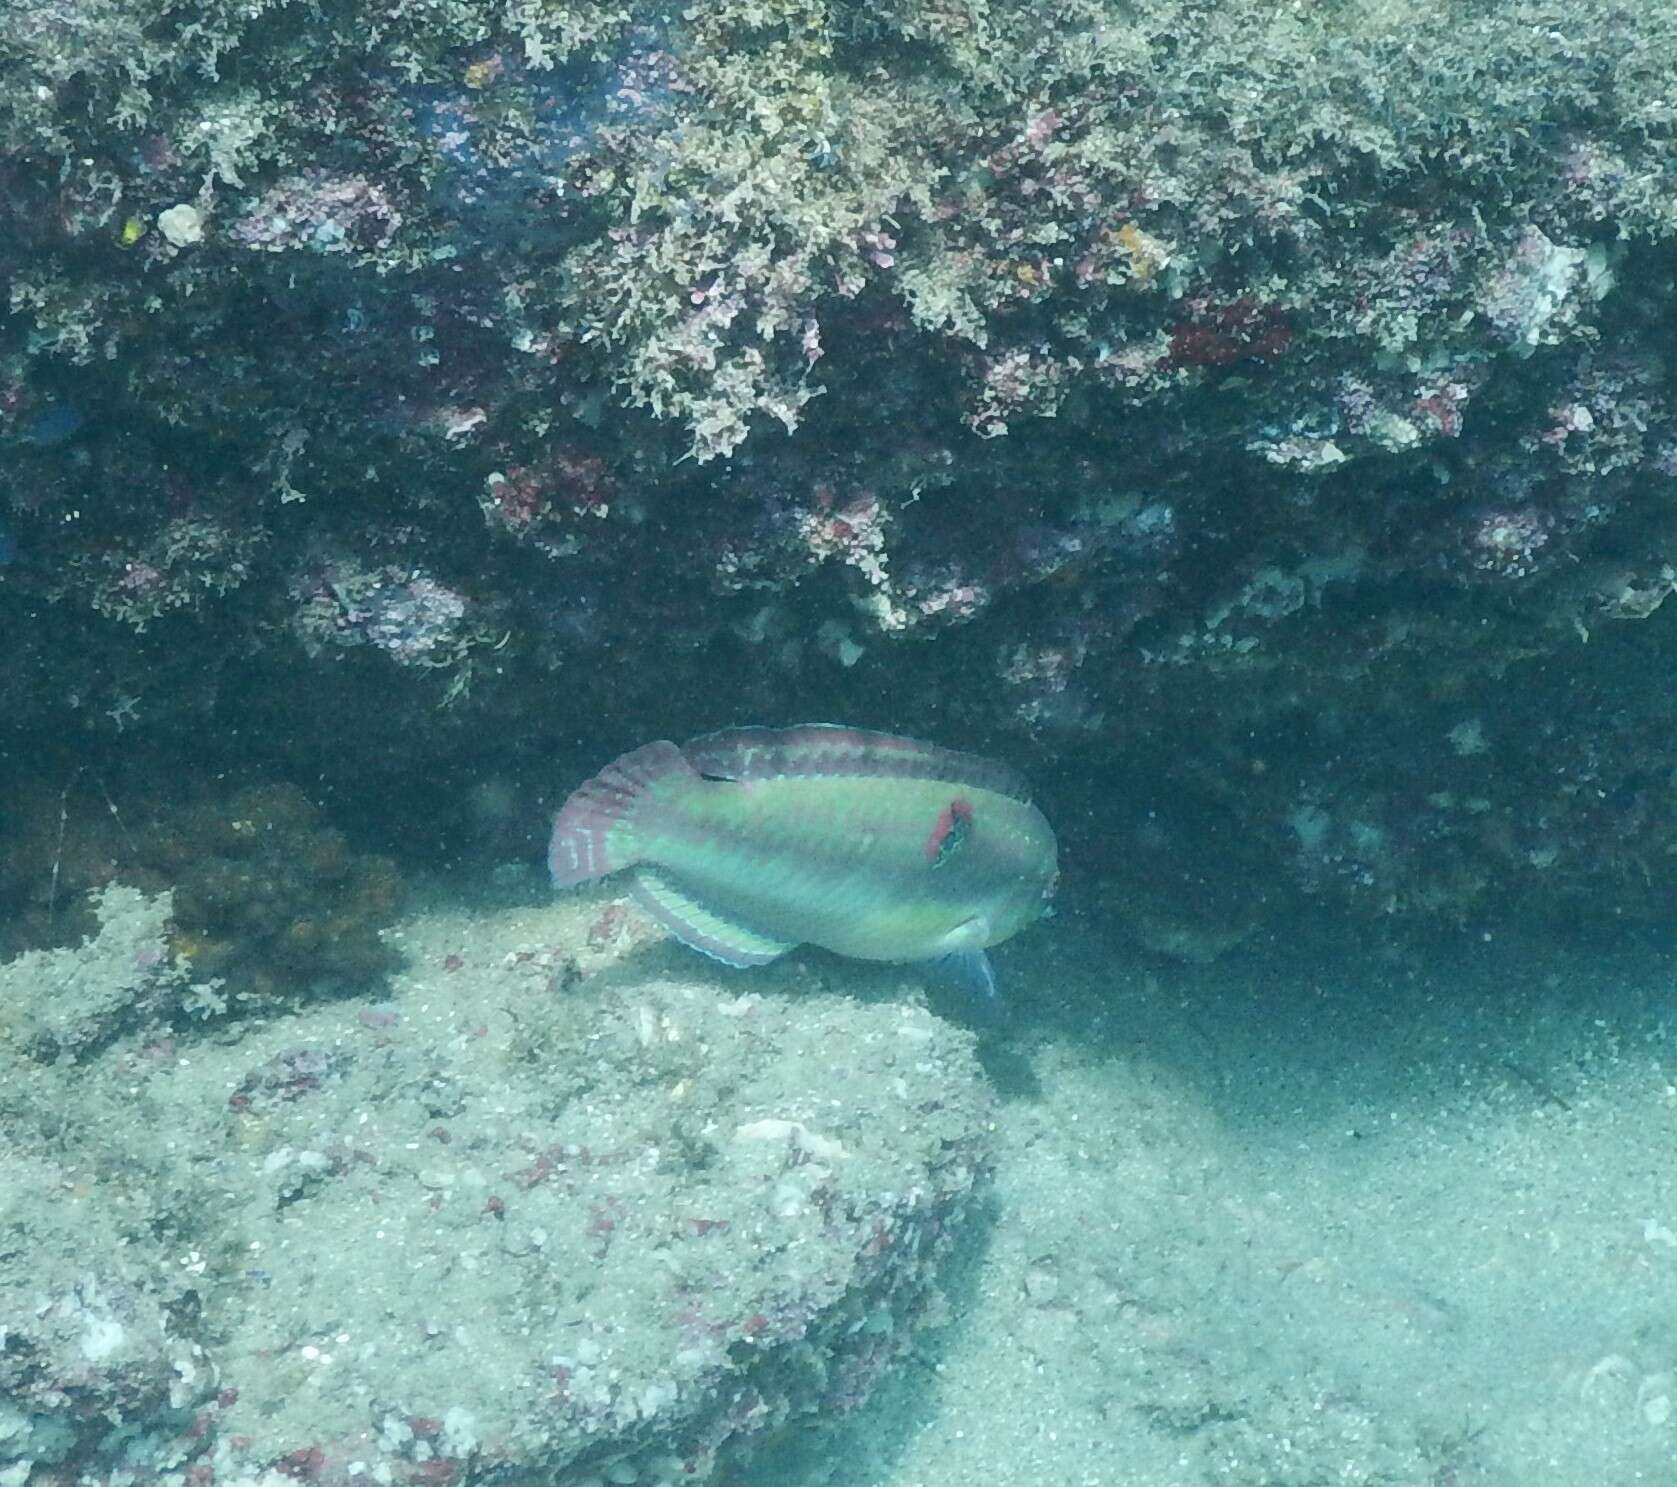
0 777 401 999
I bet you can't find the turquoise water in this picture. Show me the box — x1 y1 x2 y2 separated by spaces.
7 3 1677 1479
751 920 1677 1487
8 856 1672 1487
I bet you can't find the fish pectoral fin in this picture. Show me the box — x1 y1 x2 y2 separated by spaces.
630 869 796 968
933 915 991 955
918 947 1005 1023
940 947 998 1003
918 917 1003 1013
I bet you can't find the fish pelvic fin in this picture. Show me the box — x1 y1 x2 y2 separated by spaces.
919 947 1005 1027
631 869 796 967
549 740 692 887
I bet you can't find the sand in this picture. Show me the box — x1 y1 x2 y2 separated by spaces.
766 921 1677 1486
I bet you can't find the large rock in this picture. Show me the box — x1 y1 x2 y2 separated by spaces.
0 886 993 1487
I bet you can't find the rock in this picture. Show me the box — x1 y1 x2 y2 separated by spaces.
0 885 186 1059
0 893 994 1484
0 1152 217 1485
157 203 205 246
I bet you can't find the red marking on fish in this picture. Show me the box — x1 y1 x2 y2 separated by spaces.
924 797 974 865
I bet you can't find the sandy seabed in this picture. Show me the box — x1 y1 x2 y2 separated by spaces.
751 921 1677 1487
36 871 1650 1487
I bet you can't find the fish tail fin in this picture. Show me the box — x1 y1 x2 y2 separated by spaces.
549 740 692 887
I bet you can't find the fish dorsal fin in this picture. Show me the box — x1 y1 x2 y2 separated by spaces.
631 869 796 967
683 725 1031 802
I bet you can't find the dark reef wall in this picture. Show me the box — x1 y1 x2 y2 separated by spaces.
6 0 1677 954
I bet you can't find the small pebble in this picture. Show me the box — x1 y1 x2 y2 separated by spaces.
158 203 204 246
1023 1257 1060 1305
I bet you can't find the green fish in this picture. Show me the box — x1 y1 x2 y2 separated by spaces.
549 725 1058 1000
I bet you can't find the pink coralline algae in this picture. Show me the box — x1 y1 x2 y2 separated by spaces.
231 172 403 255
999 631 1100 731
481 454 612 546
797 492 891 587
1412 380 1471 439
794 493 996 634
1331 370 1478 452
969 348 1073 438
1345 225 1475 350
1466 506 1552 580
894 562 990 628
291 560 471 665
1529 355 1666 478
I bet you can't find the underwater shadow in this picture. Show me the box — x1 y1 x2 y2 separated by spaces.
1010 909 1677 1142
734 1186 1002 1487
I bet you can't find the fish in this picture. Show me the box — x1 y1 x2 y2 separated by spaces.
549 724 1058 1000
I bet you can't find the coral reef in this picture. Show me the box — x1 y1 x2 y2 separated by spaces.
4 1 1677 941
0 777 401 993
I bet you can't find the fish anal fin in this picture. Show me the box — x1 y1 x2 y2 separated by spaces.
631 869 796 968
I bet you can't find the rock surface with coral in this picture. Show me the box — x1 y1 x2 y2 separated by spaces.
0 883 993 1486
6 0 1677 945
0 778 402 994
